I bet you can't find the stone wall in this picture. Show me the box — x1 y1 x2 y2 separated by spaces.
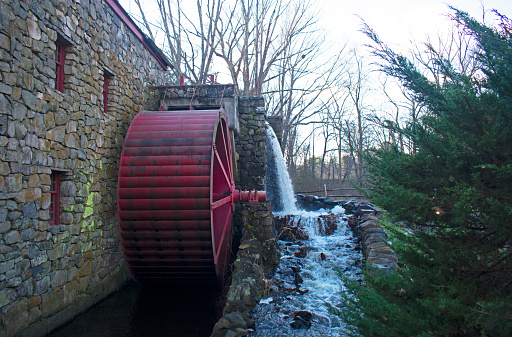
348 212 399 273
211 97 278 337
265 116 282 145
235 97 266 189
0 0 167 336
232 97 275 264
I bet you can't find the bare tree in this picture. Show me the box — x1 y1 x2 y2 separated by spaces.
130 0 223 83
134 0 155 41
319 120 332 180
365 24 478 155
344 49 374 183
317 49 380 185
375 76 426 153
214 0 322 96
264 29 349 170
412 25 480 86
324 88 350 183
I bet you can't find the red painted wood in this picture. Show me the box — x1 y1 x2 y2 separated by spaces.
120 154 211 167
103 74 108 113
49 171 61 225
118 187 210 199
118 110 227 284
118 109 266 285
55 41 65 92
118 176 210 188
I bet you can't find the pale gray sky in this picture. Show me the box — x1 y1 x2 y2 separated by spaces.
121 0 511 57
319 0 511 51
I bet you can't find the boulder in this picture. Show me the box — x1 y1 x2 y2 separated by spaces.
290 311 313 329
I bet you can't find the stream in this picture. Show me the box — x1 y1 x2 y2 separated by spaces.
248 208 362 336
256 124 363 336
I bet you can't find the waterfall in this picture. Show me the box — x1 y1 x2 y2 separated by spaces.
255 123 361 336
265 123 298 213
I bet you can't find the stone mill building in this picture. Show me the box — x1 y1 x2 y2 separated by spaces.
0 0 170 335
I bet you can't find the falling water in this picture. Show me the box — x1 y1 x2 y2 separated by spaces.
265 124 298 213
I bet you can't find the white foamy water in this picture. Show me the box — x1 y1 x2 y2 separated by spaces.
257 122 361 336
249 208 362 337
265 124 298 213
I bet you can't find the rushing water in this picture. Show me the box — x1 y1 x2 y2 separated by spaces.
249 208 362 337
265 124 298 213
256 124 362 336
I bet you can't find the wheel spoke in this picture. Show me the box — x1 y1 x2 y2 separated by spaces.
214 210 232 265
213 145 232 187
211 195 232 210
219 122 232 180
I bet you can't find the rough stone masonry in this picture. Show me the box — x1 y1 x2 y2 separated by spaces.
0 0 168 336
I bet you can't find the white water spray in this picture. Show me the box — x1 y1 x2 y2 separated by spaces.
265 124 298 213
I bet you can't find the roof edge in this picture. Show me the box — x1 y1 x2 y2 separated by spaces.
104 0 172 70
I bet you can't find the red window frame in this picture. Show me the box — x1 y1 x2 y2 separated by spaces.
49 171 61 225
55 40 66 92
103 74 109 113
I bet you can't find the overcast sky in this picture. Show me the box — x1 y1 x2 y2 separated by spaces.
121 0 511 55
318 0 511 51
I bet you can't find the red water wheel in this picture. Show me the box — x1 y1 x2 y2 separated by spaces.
118 109 240 284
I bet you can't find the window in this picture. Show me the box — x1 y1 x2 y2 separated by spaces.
54 32 74 92
102 68 114 114
55 40 66 92
49 171 61 225
103 74 109 113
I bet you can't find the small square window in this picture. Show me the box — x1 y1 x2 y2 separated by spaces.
49 171 61 225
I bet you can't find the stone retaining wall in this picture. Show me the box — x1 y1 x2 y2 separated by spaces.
265 116 282 145
348 212 398 272
0 1 167 336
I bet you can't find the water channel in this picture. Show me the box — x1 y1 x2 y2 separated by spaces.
248 209 362 337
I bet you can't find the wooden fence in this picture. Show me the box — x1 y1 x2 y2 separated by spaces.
296 185 366 200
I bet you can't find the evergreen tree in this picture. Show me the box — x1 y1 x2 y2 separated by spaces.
333 9 512 337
